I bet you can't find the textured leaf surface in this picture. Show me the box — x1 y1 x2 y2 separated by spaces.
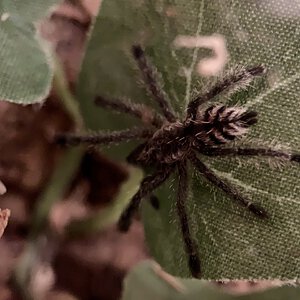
122 261 300 300
78 0 300 278
0 0 61 104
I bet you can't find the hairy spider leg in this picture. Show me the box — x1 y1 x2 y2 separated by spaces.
132 45 177 123
177 161 201 278
188 152 267 218
197 146 300 163
126 143 162 210
118 165 174 231
187 65 266 120
94 95 164 128
55 127 154 146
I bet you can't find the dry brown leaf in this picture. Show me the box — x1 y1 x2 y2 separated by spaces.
0 209 10 238
0 180 6 195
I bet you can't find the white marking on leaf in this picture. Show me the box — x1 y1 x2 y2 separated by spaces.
174 34 228 77
1 13 10 22
175 1 205 107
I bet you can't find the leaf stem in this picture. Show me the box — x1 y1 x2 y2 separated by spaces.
52 55 84 128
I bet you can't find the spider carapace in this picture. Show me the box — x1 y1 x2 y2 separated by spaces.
57 44 300 278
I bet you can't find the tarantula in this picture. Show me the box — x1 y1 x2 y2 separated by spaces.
57 45 300 278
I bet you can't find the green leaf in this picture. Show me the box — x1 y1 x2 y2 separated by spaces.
78 0 300 278
0 0 61 104
122 261 300 300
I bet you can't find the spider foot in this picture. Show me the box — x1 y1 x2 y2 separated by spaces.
188 253 201 278
247 203 268 219
132 44 143 59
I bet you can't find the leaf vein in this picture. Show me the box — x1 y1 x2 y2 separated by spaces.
184 0 205 107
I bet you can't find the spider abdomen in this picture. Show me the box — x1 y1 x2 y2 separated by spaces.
193 105 258 146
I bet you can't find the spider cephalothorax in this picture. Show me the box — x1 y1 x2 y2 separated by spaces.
57 44 300 278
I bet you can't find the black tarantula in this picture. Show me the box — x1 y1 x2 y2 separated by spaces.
57 45 300 278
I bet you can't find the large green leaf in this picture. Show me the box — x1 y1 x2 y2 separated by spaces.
122 261 300 300
77 0 300 278
0 0 61 104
